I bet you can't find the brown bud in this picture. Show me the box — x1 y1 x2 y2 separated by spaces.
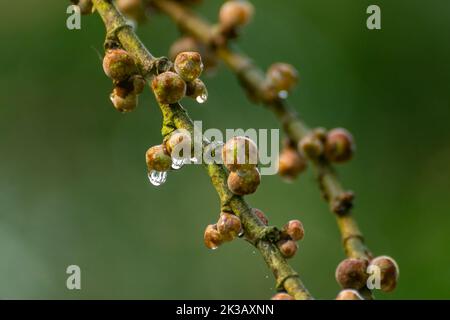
151 71 186 104
131 75 146 94
222 136 258 171
103 49 137 82
266 63 298 92
227 168 261 196
204 224 223 250
252 208 268 226
169 37 218 72
165 131 192 160
335 258 369 290
278 146 307 180
217 212 242 242
219 0 254 31
324 128 355 163
299 133 324 160
145 145 172 172
77 0 93 15
336 289 363 300
271 292 294 300
369 256 399 292
110 89 138 113
174 52 204 82
186 78 208 103
277 239 298 259
283 220 304 241
116 0 146 22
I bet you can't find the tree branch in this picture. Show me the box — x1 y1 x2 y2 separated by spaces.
150 0 371 262
92 0 313 300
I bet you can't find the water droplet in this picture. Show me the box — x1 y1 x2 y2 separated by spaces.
265 275 269 279
278 90 288 99
196 89 208 104
171 157 185 170
210 246 219 250
147 170 167 186
238 229 244 237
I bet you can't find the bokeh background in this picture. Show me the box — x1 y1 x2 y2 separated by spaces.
0 0 449 299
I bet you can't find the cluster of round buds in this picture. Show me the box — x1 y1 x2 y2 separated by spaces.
71 0 93 15
116 0 146 22
218 0 254 35
204 212 242 249
265 63 298 100
335 289 363 300
368 256 399 292
222 136 260 196
278 141 307 181
271 292 294 300
152 51 207 104
277 219 304 259
335 258 369 290
103 48 145 112
299 127 355 164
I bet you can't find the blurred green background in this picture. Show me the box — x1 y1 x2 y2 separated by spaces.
0 0 449 299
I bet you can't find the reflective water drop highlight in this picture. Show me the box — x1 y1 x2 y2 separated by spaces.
148 170 167 186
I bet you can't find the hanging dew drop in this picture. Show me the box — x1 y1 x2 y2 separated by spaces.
238 229 244 237
196 89 208 104
147 170 167 186
171 157 185 170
